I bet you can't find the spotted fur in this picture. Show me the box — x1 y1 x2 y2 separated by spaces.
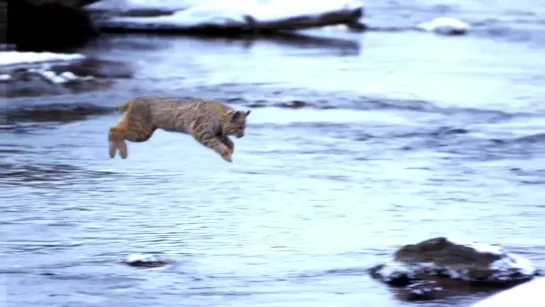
108 96 251 163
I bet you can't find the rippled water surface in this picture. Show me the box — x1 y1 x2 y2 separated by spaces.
2 1 545 306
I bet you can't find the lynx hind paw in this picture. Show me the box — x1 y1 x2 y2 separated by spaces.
109 140 117 158
118 140 128 159
108 139 128 159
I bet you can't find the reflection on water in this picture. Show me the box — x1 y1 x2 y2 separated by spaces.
2 1 545 306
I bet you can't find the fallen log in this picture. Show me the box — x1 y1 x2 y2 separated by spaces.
85 0 365 36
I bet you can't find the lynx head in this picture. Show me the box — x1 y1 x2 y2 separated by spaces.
223 110 251 138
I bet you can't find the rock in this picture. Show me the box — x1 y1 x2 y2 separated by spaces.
9 0 100 52
122 253 169 268
1 66 109 98
1 57 131 98
416 17 469 36
50 58 133 79
369 237 540 301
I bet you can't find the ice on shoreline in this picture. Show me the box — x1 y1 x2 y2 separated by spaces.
0 51 85 67
471 278 545 307
86 0 203 13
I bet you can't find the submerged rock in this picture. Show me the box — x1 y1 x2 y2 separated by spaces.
122 253 169 268
370 237 540 301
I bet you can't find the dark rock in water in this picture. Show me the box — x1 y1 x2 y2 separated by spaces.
9 0 100 52
278 100 308 109
369 237 541 301
395 237 501 270
50 58 133 79
122 253 169 268
1 67 110 98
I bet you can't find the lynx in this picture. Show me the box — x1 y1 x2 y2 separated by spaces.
108 96 251 163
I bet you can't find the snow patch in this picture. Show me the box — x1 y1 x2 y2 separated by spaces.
449 238 537 277
125 253 158 263
417 17 469 35
375 261 415 282
0 51 85 67
471 278 545 307
27 66 94 84
491 253 537 277
90 0 363 29
86 0 203 13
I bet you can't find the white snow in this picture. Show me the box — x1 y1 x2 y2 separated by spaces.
416 17 469 35
449 237 537 278
59 71 79 81
490 253 537 277
89 0 363 29
471 278 545 307
86 0 203 13
0 51 85 66
0 74 10 81
125 253 158 263
23 67 93 84
375 261 415 282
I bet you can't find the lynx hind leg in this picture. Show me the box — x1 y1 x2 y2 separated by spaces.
108 115 130 159
217 135 234 153
108 111 156 159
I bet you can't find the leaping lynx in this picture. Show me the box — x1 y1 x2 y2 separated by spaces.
108 96 251 163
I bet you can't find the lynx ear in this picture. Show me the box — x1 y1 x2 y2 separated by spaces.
228 110 242 121
245 110 251 116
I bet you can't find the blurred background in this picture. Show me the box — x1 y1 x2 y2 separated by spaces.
2 0 545 306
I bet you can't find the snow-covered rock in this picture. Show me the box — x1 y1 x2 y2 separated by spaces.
416 17 469 35
122 253 169 268
370 237 540 301
0 53 127 98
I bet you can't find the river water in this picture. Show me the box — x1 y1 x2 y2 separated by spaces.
2 1 545 306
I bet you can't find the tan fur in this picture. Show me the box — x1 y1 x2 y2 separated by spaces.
108 96 251 163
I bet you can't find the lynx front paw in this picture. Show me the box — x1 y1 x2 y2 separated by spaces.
221 150 233 163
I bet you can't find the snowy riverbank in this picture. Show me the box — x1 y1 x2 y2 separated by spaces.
0 51 130 97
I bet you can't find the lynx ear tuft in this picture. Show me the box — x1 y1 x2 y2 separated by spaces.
245 110 251 116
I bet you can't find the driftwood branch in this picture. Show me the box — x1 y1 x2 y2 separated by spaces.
93 6 365 36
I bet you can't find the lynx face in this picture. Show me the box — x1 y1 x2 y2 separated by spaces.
223 110 251 138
